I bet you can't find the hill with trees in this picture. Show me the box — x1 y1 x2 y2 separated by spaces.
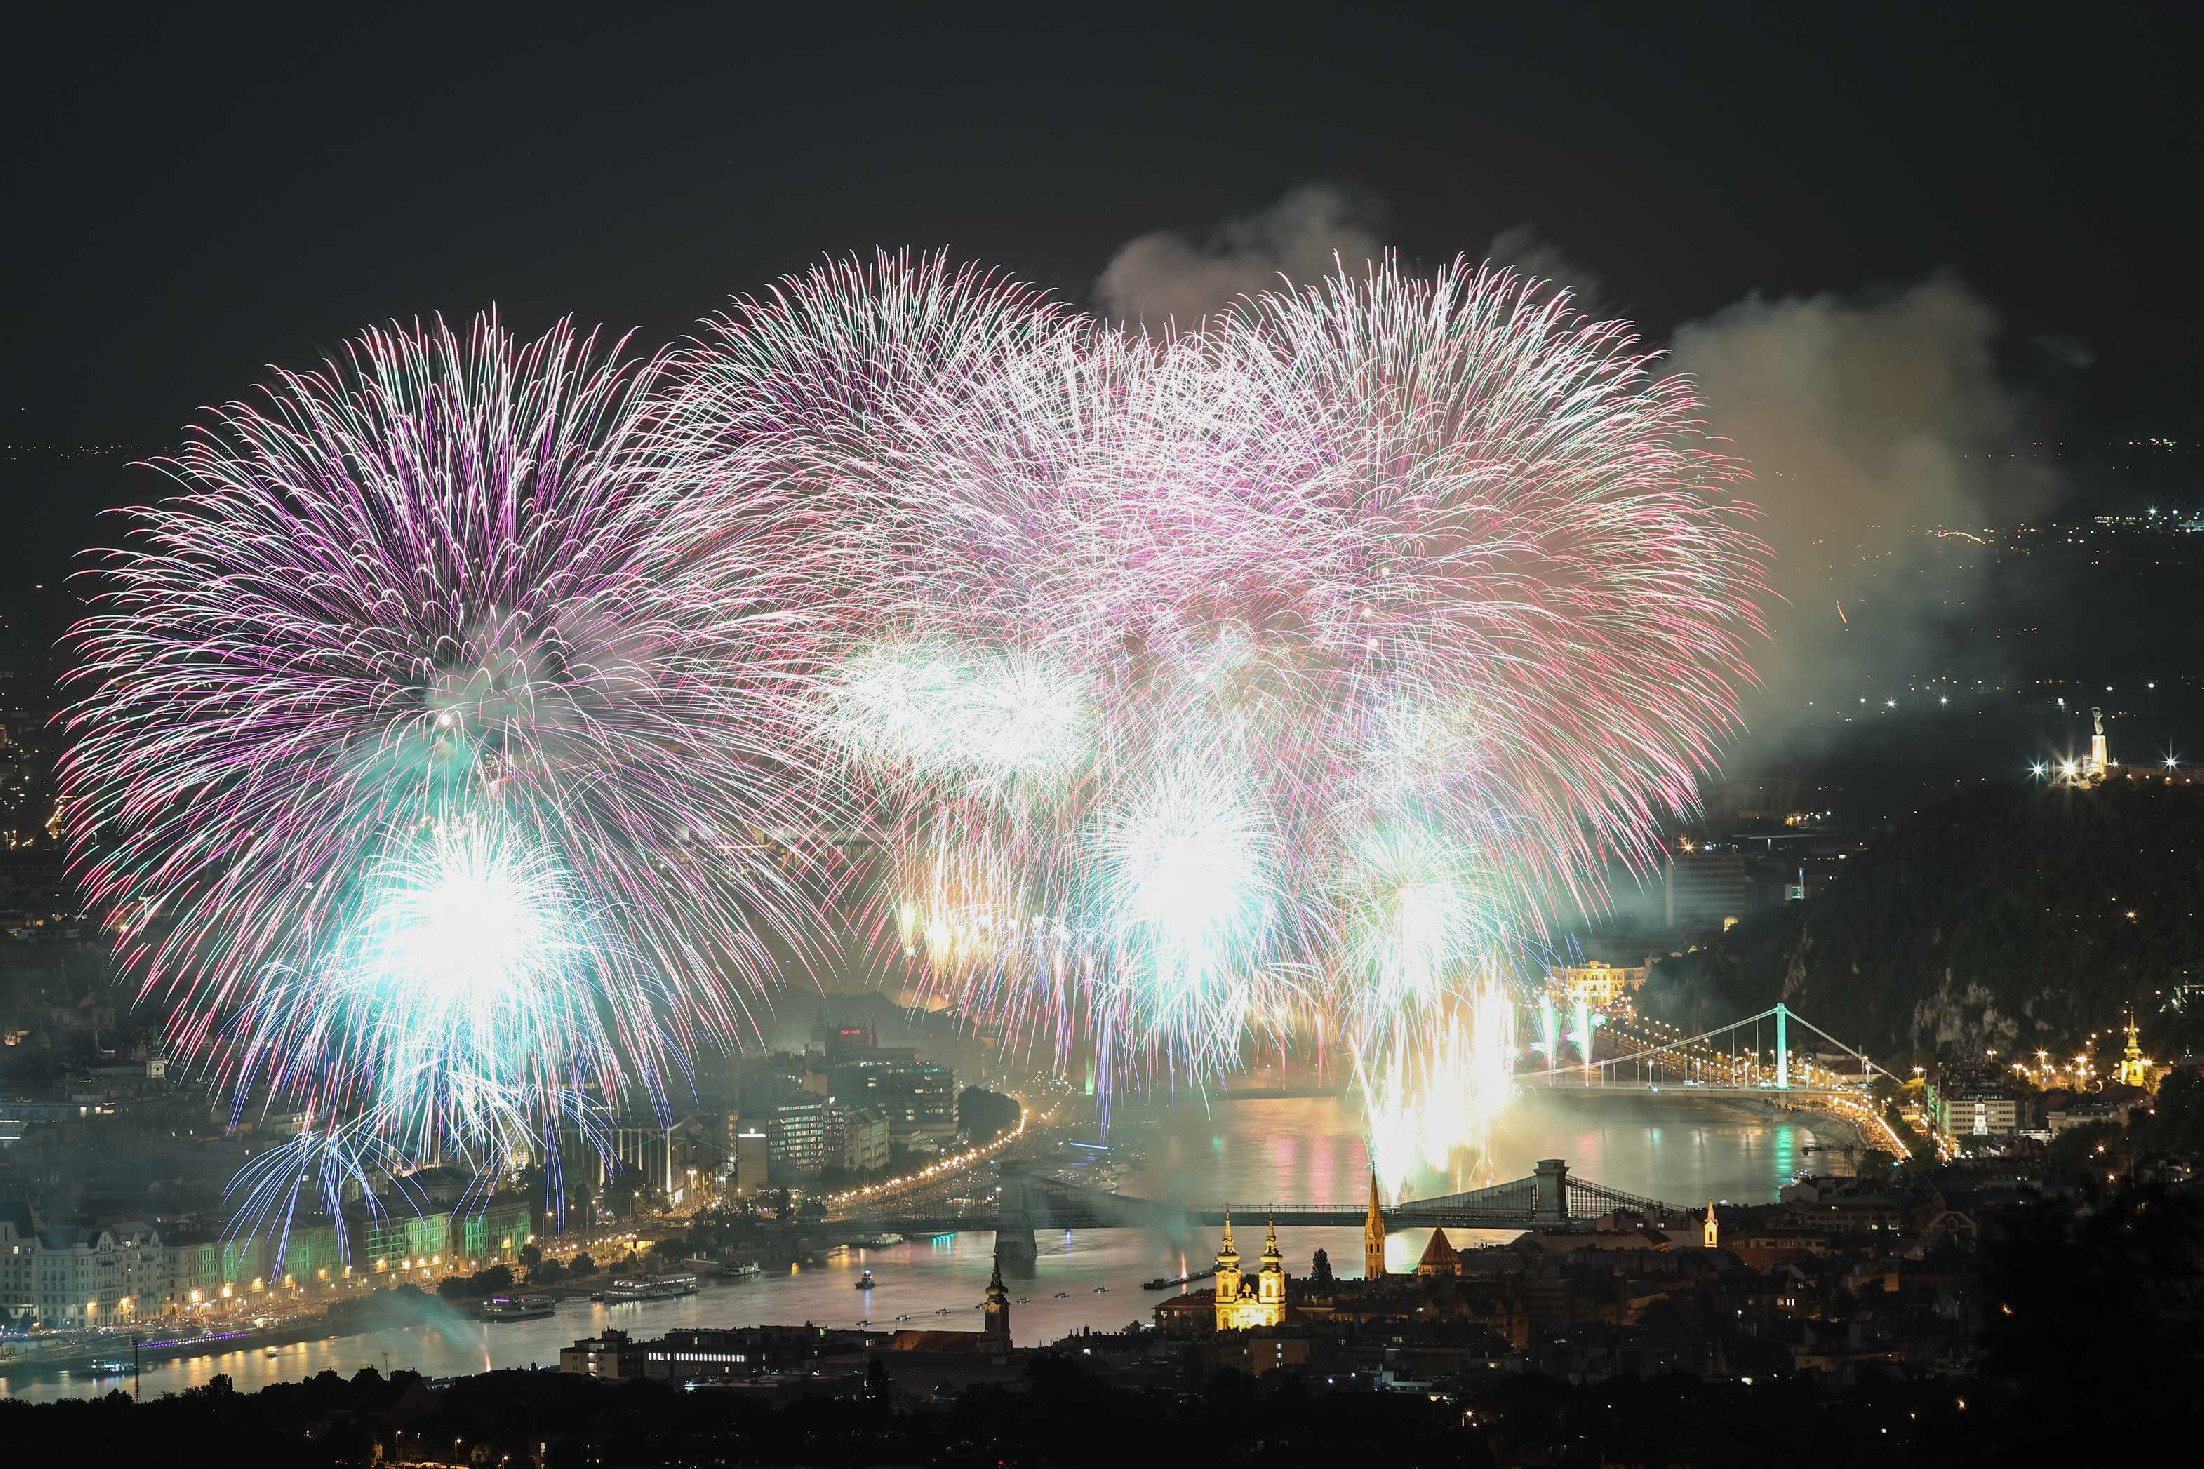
1638 781 2204 1064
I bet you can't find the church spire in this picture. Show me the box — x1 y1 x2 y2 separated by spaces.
1213 1211 1245 1330
983 1249 1011 1344
1364 1170 1387 1279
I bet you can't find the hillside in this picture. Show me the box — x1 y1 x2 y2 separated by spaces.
1638 781 2204 1064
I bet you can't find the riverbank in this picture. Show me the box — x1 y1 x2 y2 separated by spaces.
0 1284 488 1384
6 1091 1850 1401
0 1235 853 1388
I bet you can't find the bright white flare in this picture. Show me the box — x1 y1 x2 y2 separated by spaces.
226 819 624 1175
1089 760 1282 1062
366 830 571 1001
1360 979 1518 1201
829 642 1088 791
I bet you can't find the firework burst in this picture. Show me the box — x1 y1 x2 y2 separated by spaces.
64 313 837 1219
74 247 1768 1221
668 251 1765 1167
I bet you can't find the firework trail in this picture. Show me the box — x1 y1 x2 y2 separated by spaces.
664 254 1330 1088
63 313 838 1226
71 250 1766 1224
669 251 1766 1182
1210 260 1766 1185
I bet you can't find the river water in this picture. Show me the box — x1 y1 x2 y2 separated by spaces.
1 1092 1832 1402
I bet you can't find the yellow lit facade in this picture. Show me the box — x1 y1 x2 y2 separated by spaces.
1363 1172 1386 1280
1213 1215 1287 1331
2115 1009 2160 1090
1548 961 1649 1010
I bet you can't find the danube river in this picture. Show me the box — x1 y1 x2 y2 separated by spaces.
1 1092 1838 1402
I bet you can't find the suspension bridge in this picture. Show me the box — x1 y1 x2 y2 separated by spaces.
1520 1002 1887 1100
828 1002 1903 1263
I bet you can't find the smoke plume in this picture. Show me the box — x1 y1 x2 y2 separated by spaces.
1097 189 2061 763
1094 184 1383 325
1669 274 2062 754
1484 223 1605 309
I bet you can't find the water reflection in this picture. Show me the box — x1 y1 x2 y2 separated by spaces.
3 1090 1823 1402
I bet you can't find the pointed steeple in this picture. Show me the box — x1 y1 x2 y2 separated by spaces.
983 1249 1011 1343
1363 1170 1388 1280
1703 1199 1720 1250
1213 1211 1245 1330
1257 1217 1287 1305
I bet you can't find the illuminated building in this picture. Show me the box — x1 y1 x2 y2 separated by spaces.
832 1052 959 1147
2046 1097 2130 1136
0 1207 169 1328
831 1104 891 1172
1703 1200 1719 1249
2115 1008 2157 1089
1363 1171 1387 1279
1926 1065 2031 1137
768 1099 832 1174
733 1124 770 1193
1548 960 1649 1009
1213 1215 1287 1331
560 1324 892 1381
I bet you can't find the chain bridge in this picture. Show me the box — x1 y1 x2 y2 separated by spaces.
835 1156 1684 1264
830 1003 1899 1264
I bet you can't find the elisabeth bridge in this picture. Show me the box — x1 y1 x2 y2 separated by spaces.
829 1002 1901 1260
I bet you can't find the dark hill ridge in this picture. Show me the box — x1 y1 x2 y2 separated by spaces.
1639 782 2204 1063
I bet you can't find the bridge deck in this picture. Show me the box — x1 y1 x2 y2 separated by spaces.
1526 1081 1855 1098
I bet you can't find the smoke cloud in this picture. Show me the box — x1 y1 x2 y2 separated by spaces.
1094 184 1383 325
1669 275 2061 753
1484 223 1605 309
1096 190 1611 324
1098 189 2061 764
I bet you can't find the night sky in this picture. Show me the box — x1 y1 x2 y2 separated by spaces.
4 3 2198 583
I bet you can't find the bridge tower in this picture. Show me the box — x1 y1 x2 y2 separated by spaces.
994 1159 1038 1272
1532 1158 1570 1226
1775 1003 1790 1091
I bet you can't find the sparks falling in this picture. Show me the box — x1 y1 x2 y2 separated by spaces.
669 250 1768 1172
63 313 843 1232
70 252 1768 1225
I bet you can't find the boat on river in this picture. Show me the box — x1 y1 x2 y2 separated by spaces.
603 1273 700 1302
854 1269 876 1290
477 1294 557 1321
